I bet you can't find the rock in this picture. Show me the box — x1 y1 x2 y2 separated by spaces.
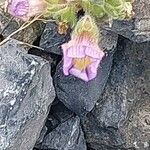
54 53 114 116
82 37 150 150
36 116 87 150
34 101 74 149
53 31 118 116
81 114 125 150
0 39 55 150
110 0 150 43
35 126 48 146
40 22 71 55
54 53 113 116
48 101 74 124
100 30 118 51
0 10 44 44
45 101 74 134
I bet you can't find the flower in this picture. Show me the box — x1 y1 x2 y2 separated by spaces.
62 32 104 81
61 15 105 82
5 0 47 21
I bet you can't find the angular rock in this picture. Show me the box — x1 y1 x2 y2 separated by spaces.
110 0 150 42
0 10 44 44
36 116 87 150
100 30 118 51
54 52 113 116
47 101 74 124
81 114 125 150
35 126 48 146
34 101 74 149
54 31 118 116
44 101 74 134
82 37 150 150
40 22 71 55
0 39 55 150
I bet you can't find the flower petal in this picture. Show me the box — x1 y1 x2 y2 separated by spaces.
87 69 97 80
85 45 105 59
79 38 91 47
85 59 101 80
8 0 29 16
62 47 73 76
61 40 76 50
6 0 47 21
69 68 89 82
89 59 101 73
67 46 85 58
27 0 47 17
63 57 72 76
15 2 29 16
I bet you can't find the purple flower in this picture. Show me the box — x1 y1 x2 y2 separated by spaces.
6 0 29 16
61 33 105 82
5 0 47 21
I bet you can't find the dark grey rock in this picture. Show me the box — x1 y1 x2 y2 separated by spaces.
34 101 74 149
36 116 87 150
82 37 150 150
0 39 55 150
54 52 114 116
40 22 71 55
53 31 118 116
99 29 118 51
81 114 125 150
110 0 150 43
45 101 74 134
0 10 44 45
48 101 74 124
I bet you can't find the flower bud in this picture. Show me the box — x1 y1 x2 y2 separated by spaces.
72 15 99 43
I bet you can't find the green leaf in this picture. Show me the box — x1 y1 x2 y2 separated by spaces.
44 2 67 17
105 0 122 7
90 4 105 18
81 1 105 18
103 0 132 20
59 7 77 27
48 6 77 27
81 0 91 12
103 3 120 18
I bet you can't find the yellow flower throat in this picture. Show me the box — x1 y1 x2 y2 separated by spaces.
73 56 92 71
